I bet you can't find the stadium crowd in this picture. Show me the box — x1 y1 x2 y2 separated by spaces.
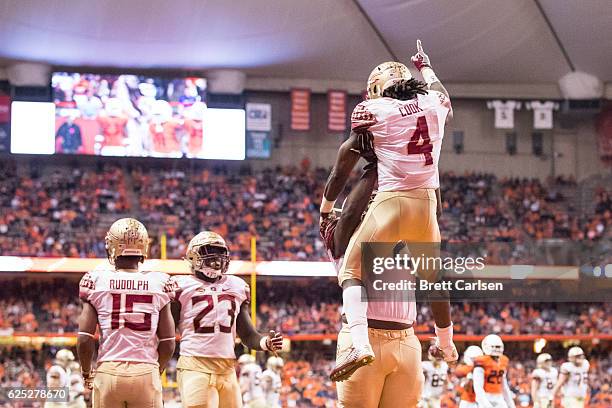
1 160 610 263
0 279 609 337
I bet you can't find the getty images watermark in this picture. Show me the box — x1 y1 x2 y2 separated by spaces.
360 242 611 302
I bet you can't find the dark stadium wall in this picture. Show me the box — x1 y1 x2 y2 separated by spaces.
245 91 606 180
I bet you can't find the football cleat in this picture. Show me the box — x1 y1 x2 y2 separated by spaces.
330 344 375 382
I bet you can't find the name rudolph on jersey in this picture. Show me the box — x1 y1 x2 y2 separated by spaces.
109 279 149 291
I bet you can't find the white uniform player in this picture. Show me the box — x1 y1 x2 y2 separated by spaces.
261 357 283 408
239 359 265 407
531 353 557 408
173 231 283 408
554 347 589 408
77 218 176 408
45 349 74 408
420 356 448 408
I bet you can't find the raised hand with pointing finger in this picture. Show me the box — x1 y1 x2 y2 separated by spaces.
411 39 431 71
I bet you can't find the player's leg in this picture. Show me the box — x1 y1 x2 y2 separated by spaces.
378 331 424 408
178 368 219 408
91 371 122 408
336 326 386 408
217 371 243 408
118 369 163 408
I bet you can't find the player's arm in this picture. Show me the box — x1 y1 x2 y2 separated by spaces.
156 303 176 373
502 374 516 408
236 302 283 352
472 366 493 408
320 130 364 220
435 188 442 219
411 39 453 121
530 374 541 405
77 301 98 384
331 161 377 257
552 371 568 397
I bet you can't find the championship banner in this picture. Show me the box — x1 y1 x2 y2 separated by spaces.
290 88 310 131
0 94 10 123
526 101 558 130
246 103 271 132
487 100 521 129
328 90 347 132
246 130 272 159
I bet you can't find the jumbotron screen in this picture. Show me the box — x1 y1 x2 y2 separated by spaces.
11 72 246 160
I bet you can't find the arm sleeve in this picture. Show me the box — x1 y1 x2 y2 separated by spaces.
351 101 377 130
473 367 490 407
78 272 95 302
502 375 516 408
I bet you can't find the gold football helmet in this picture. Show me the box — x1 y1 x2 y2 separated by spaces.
185 231 230 279
105 218 149 265
367 61 412 100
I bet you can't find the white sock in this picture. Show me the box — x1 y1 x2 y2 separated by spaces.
342 285 370 349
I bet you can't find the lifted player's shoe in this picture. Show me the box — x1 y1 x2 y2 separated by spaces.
330 344 375 382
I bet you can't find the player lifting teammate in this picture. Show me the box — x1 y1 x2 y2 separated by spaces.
77 218 176 408
320 40 457 407
170 231 283 408
472 335 516 408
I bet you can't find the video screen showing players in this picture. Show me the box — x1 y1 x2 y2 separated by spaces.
51 72 213 158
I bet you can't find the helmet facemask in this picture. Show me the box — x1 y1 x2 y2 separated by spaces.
191 244 230 280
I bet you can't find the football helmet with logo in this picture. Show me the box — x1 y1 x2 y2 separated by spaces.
463 345 484 366
481 334 504 357
367 61 413 100
185 231 230 279
105 218 149 265
536 353 553 369
568 346 585 365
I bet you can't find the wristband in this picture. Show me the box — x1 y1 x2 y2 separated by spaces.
78 331 95 338
421 67 439 86
434 323 453 348
260 336 270 351
320 197 336 214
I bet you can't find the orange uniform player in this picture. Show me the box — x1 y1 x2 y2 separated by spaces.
98 115 128 147
184 118 203 155
456 345 483 408
149 120 181 154
473 335 515 408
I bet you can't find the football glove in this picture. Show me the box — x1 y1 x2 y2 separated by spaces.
262 330 284 353
410 39 431 71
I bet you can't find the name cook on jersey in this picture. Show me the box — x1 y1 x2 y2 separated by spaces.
372 279 503 292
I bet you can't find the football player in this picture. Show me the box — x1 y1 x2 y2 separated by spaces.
67 361 87 408
261 356 283 408
45 349 75 408
238 354 265 408
531 353 558 408
455 346 484 408
321 39 452 385
171 231 283 408
420 348 449 408
77 218 176 408
472 335 515 408
552 347 590 408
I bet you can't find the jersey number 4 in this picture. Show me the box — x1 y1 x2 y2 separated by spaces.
111 293 153 331
407 116 433 165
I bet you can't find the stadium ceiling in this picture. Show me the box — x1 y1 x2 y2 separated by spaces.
0 0 611 84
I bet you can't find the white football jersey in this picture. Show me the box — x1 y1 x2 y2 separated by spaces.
240 362 264 402
422 360 448 398
261 369 282 407
351 91 451 191
560 360 589 398
46 365 69 388
172 275 249 358
79 269 174 364
531 367 558 399
69 372 85 403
